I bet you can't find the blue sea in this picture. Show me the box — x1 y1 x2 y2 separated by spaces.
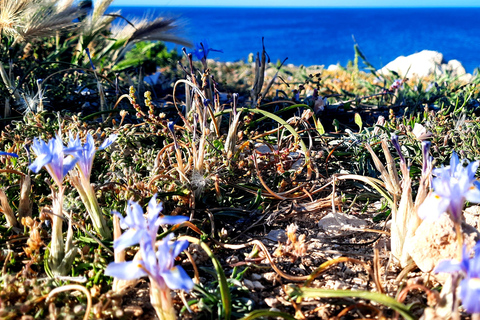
109 7 480 73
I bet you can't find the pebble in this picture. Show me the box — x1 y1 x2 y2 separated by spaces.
251 273 262 281
124 306 143 317
73 305 85 314
264 297 279 307
226 255 239 264
262 272 279 283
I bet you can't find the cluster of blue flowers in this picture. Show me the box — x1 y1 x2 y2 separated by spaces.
105 195 194 292
419 151 480 314
419 151 480 223
436 244 480 313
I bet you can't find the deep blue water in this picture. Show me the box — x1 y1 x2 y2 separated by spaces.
109 7 480 72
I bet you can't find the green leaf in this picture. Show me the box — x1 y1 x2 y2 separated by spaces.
314 116 325 135
285 285 415 320
238 309 297 320
235 108 311 166
354 112 363 132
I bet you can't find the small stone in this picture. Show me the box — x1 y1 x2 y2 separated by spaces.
124 306 143 317
73 305 85 314
265 229 287 242
251 273 262 281
226 255 239 264
243 279 255 290
264 297 279 307
262 272 279 283
317 212 367 232
252 281 265 290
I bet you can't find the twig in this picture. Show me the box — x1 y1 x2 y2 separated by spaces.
46 284 92 320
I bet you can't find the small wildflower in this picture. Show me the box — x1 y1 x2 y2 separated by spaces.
314 96 328 114
66 133 117 180
29 135 78 187
389 79 405 91
192 41 223 61
106 233 193 291
435 243 480 313
418 151 480 222
412 123 433 141
113 195 188 252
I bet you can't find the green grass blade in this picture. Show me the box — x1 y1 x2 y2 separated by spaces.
285 285 415 320
238 309 297 320
195 240 232 320
237 108 311 166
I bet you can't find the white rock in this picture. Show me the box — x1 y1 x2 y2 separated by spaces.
317 211 367 232
404 213 479 273
264 297 279 308
378 50 443 78
464 205 480 229
327 64 340 72
378 50 472 81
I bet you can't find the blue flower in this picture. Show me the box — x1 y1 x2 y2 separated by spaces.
192 41 223 61
105 233 193 291
435 243 480 313
29 135 78 187
113 195 188 252
418 151 480 222
66 133 117 180
0 151 18 158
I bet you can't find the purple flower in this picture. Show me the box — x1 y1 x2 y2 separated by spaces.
192 41 223 61
435 243 480 313
418 151 480 222
391 134 406 165
29 135 78 187
105 233 193 291
113 195 188 252
421 141 433 176
0 151 18 158
66 133 117 180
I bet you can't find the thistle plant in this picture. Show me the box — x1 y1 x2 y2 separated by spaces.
65 132 117 239
29 134 80 276
105 195 192 320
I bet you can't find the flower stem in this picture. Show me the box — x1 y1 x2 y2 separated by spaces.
150 281 176 320
50 188 65 275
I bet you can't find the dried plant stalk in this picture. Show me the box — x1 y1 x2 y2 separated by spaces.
0 189 18 227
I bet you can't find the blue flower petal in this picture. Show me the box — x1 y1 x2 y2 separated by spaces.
99 134 117 150
435 259 465 274
170 239 189 260
466 181 480 203
105 261 147 280
156 215 188 226
147 194 163 225
114 228 144 252
62 155 78 177
29 152 51 173
460 277 480 313
418 193 449 222
161 266 194 291
0 151 18 158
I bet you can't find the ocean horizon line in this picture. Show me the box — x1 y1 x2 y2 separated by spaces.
110 5 480 9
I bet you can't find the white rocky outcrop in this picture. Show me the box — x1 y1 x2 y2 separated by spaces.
378 50 472 82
